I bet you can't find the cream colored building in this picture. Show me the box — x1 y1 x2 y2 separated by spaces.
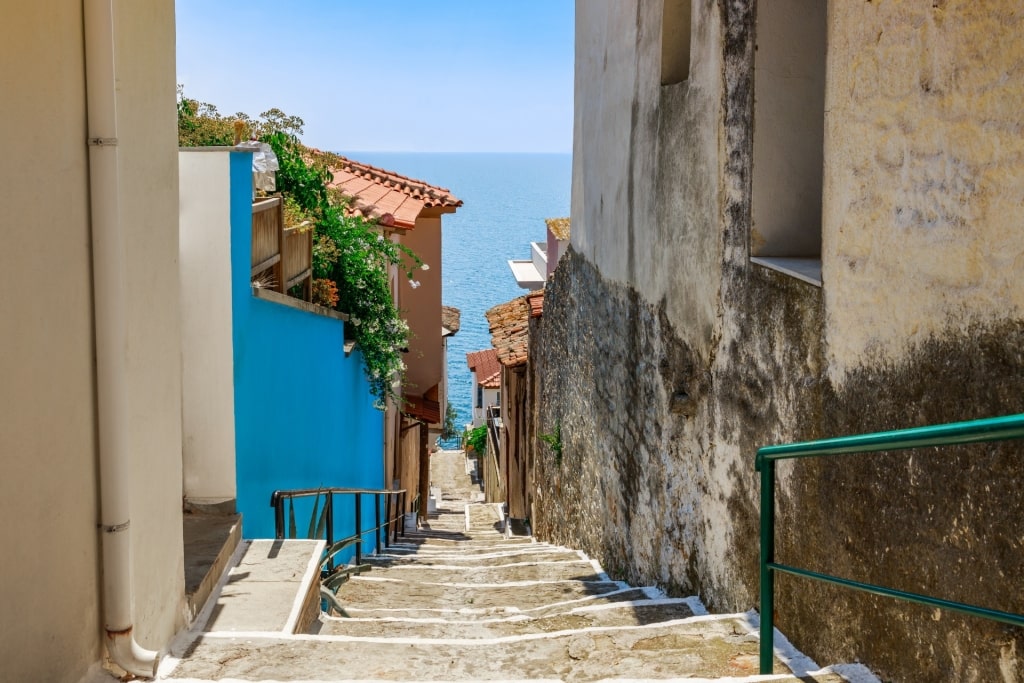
0 2 186 680
532 2 1024 681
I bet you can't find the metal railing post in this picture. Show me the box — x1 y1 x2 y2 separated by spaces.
390 492 398 543
355 492 363 565
758 456 776 675
399 492 407 538
375 492 383 552
326 494 335 572
273 494 285 540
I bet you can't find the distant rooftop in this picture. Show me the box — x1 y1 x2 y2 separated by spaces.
545 217 570 241
466 348 501 388
526 291 544 318
325 154 462 230
486 297 530 368
442 305 461 336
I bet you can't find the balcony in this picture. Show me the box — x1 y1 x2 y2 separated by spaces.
251 197 313 300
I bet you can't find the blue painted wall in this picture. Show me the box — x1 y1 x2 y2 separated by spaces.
227 152 385 543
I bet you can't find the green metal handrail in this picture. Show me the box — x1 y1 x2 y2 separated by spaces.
755 412 1024 674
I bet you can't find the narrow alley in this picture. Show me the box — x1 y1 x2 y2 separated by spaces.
157 451 872 682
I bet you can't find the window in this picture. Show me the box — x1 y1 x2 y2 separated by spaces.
750 0 827 285
476 384 483 409
661 0 693 86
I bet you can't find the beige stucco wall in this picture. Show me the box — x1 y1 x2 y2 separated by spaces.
0 4 102 681
0 2 183 680
399 215 444 399
179 151 238 504
823 1 1024 382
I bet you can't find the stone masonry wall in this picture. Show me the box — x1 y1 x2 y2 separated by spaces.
535 247 1024 682
535 2 1024 680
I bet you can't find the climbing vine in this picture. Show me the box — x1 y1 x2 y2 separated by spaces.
177 89 422 406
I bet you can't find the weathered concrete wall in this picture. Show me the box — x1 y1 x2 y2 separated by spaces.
536 1 1024 681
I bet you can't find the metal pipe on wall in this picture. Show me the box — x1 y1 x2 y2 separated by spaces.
84 0 161 676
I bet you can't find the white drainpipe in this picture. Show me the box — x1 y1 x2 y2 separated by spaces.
84 0 161 677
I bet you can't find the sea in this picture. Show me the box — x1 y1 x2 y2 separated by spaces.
341 152 572 436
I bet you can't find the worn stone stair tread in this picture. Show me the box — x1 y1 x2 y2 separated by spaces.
315 600 700 638
387 541 543 554
334 582 653 616
336 576 630 610
367 549 586 566
166 613 848 682
344 562 607 585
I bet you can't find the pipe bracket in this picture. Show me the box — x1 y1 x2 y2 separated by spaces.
103 520 130 533
88 137 118 146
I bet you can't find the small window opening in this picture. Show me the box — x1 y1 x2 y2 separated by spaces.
750 0 827 281
661 0 693 86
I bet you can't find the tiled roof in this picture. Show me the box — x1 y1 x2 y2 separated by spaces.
526 291 544 318
485 297 530 368
442 305 461 336
327 155 462 230
466 349 501 388
545 217 570 241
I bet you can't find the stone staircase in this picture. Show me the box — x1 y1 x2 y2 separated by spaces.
158 453 877 682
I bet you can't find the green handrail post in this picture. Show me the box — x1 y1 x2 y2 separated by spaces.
757 452 775 675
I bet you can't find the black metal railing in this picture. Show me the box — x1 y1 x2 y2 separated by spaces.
270 487 412 569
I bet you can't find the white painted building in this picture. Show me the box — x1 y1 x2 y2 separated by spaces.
466 349 501 427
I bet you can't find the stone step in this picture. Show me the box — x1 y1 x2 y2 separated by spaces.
366 549 586 567
316 598 703 639
341 559 606 585
329 580 654 618
163 613 851 681
384 541 554 555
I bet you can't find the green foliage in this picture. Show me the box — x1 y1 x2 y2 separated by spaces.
441 402 459 441
262 131 330 213
539 421 563 466
465 425 488 454
177 87 423 407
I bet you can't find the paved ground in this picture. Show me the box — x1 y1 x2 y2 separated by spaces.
155 450 878 682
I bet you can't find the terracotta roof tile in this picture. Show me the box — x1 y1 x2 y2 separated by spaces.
442 306 461 335
467 348 502 386
485 297 531 368
325 154 462 230
545 217 570 241
526 291 544 318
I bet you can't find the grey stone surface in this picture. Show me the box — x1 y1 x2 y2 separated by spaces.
162 451 863 682
196 539 322 633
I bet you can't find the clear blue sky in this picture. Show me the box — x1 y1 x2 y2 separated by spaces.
175 1 574 153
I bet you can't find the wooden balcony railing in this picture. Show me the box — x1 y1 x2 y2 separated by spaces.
283 224 313 301
251 197 312 302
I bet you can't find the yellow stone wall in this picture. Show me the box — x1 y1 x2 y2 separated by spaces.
823 1 1024 382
